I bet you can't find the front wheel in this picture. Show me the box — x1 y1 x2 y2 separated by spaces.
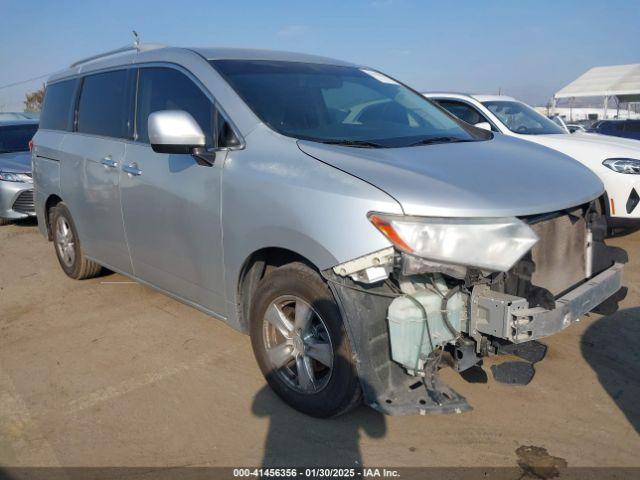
249 262 361 417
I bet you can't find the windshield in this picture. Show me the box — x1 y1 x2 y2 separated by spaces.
0 124 38 154
483 101 565 135
211 60 483 147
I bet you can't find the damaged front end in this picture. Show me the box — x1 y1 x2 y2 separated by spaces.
326 202 627 415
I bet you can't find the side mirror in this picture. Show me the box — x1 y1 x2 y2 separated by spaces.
148 110 214 166
474 121 492 131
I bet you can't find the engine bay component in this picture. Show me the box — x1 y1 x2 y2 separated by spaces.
471 262 623 344
450 338 483 372
387 274 467 375
332 247 394 284
400 253 468 279
528 208 587 296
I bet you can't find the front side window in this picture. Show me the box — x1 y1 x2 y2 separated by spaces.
136 68 215 147
0 124 38 153
77 70 129 138
483 101 565 135
211 60 483 148
40 79 78 131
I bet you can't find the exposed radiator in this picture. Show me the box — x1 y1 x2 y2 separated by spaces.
528 209 587 296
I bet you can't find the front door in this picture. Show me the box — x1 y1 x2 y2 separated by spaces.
119 66 226 315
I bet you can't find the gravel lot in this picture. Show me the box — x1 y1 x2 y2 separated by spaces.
1 220 638 469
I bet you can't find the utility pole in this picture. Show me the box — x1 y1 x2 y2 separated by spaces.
569 97 574 122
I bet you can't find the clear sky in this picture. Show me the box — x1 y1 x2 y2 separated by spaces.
1 0 639 111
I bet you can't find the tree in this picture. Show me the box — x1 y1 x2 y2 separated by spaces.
24 84 45 112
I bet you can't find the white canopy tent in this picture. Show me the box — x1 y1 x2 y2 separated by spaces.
553 63 640 119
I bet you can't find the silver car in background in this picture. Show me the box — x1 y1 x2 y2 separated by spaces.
33 44 626 417
0 120 38 225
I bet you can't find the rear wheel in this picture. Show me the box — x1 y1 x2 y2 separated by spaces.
249 262 361 417
51 203 102 279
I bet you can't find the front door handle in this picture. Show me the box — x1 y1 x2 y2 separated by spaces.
101 156 118 168
122 163 142 176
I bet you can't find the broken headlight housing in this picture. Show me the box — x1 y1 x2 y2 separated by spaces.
368 213 539 272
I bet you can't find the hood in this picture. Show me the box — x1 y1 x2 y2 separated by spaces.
575 132 640 149
522 133 640 168
539 133 640 150
0 151 31 174
298 134 604 217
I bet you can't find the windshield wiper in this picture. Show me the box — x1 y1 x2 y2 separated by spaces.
318 139 388 148
407 136 472 147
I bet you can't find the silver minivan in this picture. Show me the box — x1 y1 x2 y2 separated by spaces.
33 44 626 417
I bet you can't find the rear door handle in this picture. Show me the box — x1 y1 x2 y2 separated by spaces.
122 163 142 176
101 156 118 168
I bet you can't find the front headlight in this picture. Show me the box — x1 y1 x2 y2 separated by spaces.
602 158 640 174
368 213 539 272
0 171 31 183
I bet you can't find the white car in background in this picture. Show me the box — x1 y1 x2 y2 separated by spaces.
424 93 640 229
567 124 588 134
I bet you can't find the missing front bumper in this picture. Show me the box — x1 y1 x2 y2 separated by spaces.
472 263 624 343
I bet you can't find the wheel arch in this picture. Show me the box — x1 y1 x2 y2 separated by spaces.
235 247 321 334
44 194 64 240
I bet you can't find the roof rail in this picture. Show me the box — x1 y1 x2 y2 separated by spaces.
70 43 166 68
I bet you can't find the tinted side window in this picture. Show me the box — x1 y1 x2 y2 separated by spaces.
40 79 77 131
599 122 615 133
77 70 129 138
624 121 640 133
136 68 214 146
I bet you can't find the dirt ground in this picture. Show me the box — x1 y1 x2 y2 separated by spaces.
0 219 638 469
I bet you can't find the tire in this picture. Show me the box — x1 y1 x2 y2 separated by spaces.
0 217 11 226
249 262 361 417
51 202 102 280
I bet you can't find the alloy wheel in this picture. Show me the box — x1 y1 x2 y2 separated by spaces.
55 216 75 268
262 295 334 394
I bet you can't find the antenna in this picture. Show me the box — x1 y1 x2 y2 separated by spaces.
133 30 140 49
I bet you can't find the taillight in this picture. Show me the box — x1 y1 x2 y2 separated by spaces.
28 140 34 152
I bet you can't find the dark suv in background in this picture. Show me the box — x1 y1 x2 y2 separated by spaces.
588 120 640 141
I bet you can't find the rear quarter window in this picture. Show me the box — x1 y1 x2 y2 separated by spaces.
40 79 78 131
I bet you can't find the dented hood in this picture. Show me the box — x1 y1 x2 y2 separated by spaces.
298 134 604 218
